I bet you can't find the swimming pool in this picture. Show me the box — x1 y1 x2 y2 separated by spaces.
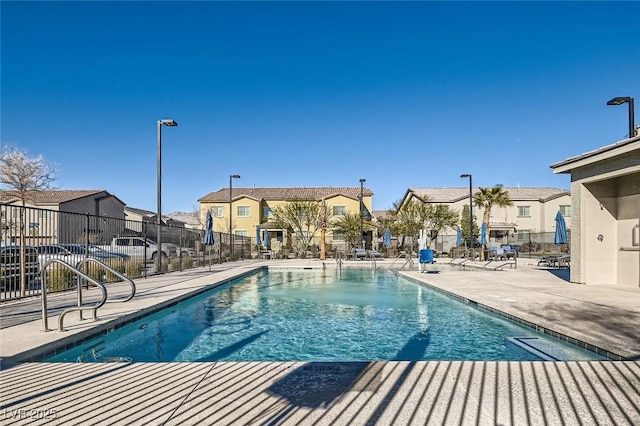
46 268 605 363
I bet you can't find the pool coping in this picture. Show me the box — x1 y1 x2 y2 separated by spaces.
398 272 625 361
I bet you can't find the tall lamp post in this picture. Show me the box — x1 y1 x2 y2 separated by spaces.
229 174 240 261
157 119 178 274
460 174 473 248
359 178 366 249
607 97 635 138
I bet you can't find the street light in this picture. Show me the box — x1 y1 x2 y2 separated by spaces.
229 174 240 261
157 119 178 274
359 178 366 249
607 97 635 138
460 174 473 249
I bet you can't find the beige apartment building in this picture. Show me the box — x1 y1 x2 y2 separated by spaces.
197 187 373 251
552 134 640 287
399 187 572 242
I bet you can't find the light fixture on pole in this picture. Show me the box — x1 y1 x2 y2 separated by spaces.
359 178 366 249
157 119 178 274
460 174 473 248
607 97 635 138
229 174 240 261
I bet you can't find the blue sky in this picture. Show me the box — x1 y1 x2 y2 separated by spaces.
2 1 638 214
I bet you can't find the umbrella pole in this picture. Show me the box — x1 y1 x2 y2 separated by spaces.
208 246 211 271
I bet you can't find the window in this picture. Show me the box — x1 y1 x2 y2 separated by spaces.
333 232 345 241
263 207 273 219
333 206 346 216
517 206 531 217
559 205 571 217
237 206 250 217
211 206 223 217
517 230 530 241
235 230 247 237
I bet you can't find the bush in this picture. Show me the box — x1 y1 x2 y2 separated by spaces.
46 267 74 292
125 259 144 278
170 257 181 271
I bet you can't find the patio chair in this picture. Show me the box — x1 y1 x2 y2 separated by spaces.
367 249 381 258
537 256 557 267
557 254 571 268
351 248 367 260
487 245 504 260
501 245 516 259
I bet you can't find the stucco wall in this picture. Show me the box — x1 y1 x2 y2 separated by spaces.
568 148 640 287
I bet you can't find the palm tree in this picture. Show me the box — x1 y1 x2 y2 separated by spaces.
473 184 513 238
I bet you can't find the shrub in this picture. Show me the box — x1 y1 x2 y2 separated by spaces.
46 267 74 293
125 260 144 278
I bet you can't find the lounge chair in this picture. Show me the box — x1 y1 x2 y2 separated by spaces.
487 245 504 260
556 254 570 268
351 248 367 260
500 245 516 259
537 254 570 268
537 256 556 267
367 249 381 258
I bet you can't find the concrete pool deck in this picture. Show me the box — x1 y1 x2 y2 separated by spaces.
0 259 639 425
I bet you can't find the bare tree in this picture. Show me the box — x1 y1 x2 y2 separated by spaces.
0 146 56 295
271 199 325 255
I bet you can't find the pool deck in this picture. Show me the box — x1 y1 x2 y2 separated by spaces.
1 258 639 425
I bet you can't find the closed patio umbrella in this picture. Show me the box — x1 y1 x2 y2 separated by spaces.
554 211 568 246
383 227 391 248
456 226 462 246
383 227 392 258
264 230 271 248
480 223 487 245
479 223 488 261
203 211 215 271
256 226 262 247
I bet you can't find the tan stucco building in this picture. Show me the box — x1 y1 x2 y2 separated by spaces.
198 186 374 250
399 187 572 240
552 135 640 287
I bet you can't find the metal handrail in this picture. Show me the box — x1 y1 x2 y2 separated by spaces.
40 259 108 332
76 257 136 302
335 251 343 274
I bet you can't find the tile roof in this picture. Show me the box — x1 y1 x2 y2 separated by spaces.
0 189 112 204
407 187 570 203
198 187 374 203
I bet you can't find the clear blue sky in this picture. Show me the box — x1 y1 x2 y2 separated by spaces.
2 1 638 214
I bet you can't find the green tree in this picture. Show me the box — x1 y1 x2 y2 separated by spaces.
0 146 56 296
330 212 374 249
474 184 513 238
395 198 458 249
459 204 479 245
424 204 459 243
271 199 324 255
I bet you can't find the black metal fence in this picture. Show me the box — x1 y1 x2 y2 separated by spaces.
0 204 259 301
1 203 571 300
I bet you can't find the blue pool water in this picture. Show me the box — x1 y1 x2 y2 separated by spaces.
46 269 605 362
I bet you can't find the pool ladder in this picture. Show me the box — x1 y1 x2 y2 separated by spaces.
41 257 136 332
